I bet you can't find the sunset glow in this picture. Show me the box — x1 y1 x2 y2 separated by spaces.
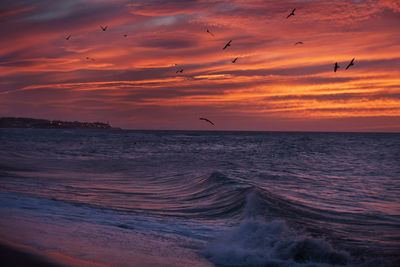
1 0 399 131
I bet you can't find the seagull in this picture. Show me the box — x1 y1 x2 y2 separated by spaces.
100 25 108 31
200 117 215 126
206 28 215 37
65 35 71 40
295 41 303 45
232 57 239 63
345 58 355 70
86 57 95 61
123 34 128 37
334 62 339 72
287 8 296 19
223 40 232 50
175 64 183 73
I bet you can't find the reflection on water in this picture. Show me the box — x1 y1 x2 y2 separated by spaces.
0 129 399 266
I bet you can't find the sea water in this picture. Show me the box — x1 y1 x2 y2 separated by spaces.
0 129 399 266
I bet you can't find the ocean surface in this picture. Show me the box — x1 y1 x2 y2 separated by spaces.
0 129 399 267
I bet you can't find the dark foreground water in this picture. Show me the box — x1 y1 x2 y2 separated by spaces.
0 129 399 266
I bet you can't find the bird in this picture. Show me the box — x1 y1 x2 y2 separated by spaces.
345 58 355 70
123 34 128 37
200 117 215 126
295 41 303 45
232 57 239 63
334 62 339 72
206 28 215 37
223 40 232 50
175 64 183 73
65 35 71 40
86 57 95 61
287 8 296 19
100 25 108 31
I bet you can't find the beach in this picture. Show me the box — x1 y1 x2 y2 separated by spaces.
0 240 61 267
1 129 399 266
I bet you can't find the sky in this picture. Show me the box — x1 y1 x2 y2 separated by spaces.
0 0 399 131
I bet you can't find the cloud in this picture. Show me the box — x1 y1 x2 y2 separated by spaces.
139 35 199 49
0 6 34 19
378 0 400 12
0 0 399 131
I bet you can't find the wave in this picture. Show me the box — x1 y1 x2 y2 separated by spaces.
202 191 353 266
203 192 397 267
2 167 399 265
133 171 253 219
204 219 350 267
205 191 349 266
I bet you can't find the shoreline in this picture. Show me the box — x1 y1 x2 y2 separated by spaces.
0 240 61 267
0 239 106 267
0 117 119 130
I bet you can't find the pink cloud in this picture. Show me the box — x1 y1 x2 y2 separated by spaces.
0 0 399 131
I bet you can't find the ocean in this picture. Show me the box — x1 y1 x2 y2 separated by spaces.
0 129 399 266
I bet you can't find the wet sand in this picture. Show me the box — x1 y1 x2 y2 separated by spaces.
0 242 60 267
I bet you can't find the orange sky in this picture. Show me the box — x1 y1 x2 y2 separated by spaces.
0 0 399 131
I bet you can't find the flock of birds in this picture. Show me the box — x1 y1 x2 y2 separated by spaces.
64 8 356 128
286 8 356 74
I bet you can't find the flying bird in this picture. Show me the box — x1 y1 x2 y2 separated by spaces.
100 25 108 31
86 57 95 61
206 28 215 37
334 62 339 72
232 57 239 63
345 58 355 70
223 40 232 50
123 34 128 37
287 8 296 19
65 35 71 40
175 64 183 73
200 117 215 126
295 41 303 45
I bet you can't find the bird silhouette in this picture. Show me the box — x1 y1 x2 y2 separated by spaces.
232 57 239 63
123 34 128 37
287 8 296 19
175 64 183 73
334 62 339 72
100 25 108 31
86 57 95 61
223 40 232 50
65 35 71 40
295 41 303 45
206 29 215 37
345 58 355 70
200 117 215 126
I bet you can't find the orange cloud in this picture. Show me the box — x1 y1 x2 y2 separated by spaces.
0 0 399 131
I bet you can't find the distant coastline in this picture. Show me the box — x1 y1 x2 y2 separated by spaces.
0 117 120 130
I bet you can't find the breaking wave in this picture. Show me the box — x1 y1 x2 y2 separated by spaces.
204 219 350 267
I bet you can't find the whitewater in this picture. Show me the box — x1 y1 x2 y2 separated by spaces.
0 129 399 266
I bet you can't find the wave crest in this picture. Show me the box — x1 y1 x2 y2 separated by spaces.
204 219 350 267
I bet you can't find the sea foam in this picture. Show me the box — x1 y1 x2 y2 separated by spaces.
204 219 350 267
204 192 350 266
